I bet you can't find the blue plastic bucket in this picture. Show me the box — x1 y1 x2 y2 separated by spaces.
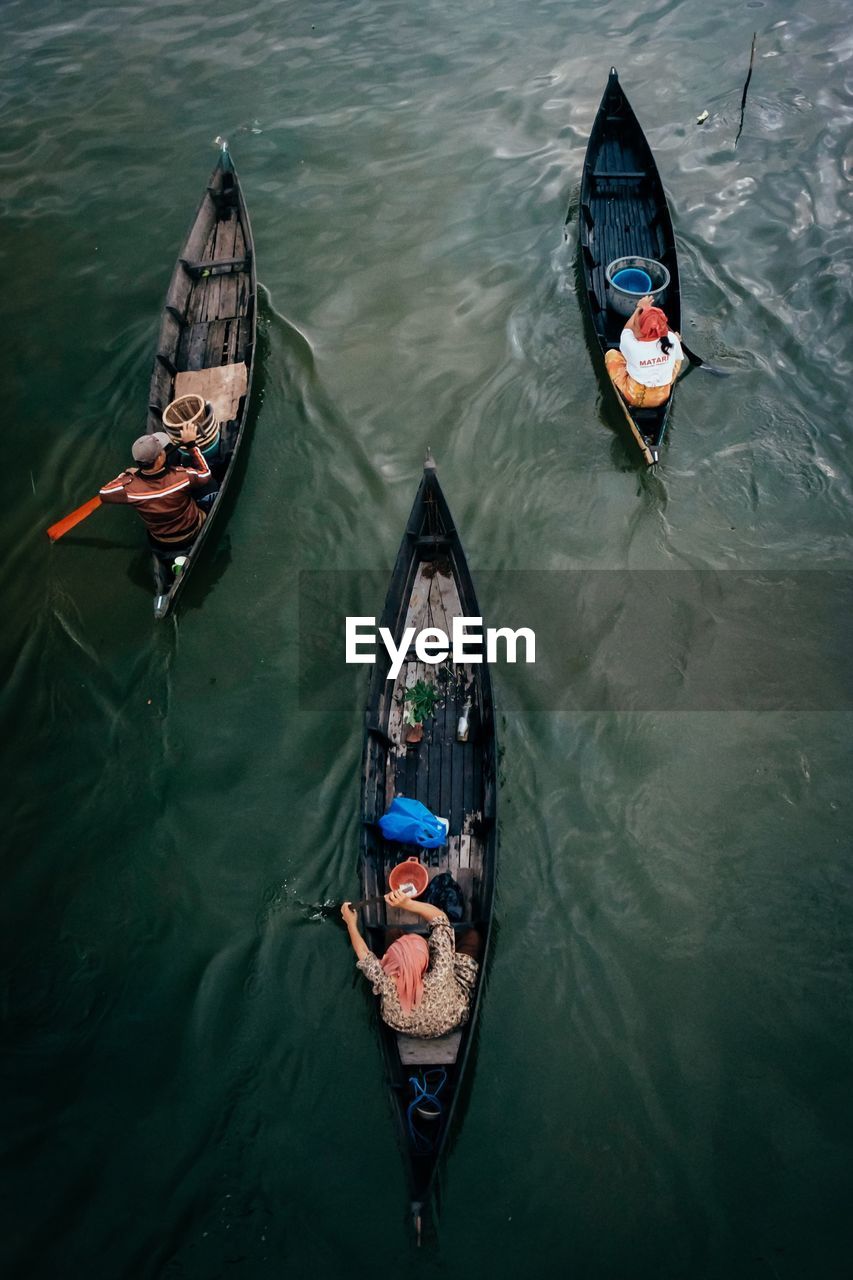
611 267 652 295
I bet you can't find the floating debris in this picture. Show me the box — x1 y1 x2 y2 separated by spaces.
696 110 709 125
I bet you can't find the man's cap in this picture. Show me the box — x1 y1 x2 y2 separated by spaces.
131 431 171 464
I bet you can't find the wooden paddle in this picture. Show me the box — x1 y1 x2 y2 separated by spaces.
306 884 421 920
343 894 387 913
681 340 731 377
46 495 102 542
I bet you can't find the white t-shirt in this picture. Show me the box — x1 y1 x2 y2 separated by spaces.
620 328 683 387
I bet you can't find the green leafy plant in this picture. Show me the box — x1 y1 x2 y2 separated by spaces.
403 680 440 725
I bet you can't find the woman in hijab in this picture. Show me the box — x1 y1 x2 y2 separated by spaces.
604 294 683 407
341 888 479 1038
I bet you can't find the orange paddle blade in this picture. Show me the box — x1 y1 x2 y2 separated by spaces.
46 496 102 542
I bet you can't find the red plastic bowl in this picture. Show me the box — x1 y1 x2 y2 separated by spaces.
388 857 429 897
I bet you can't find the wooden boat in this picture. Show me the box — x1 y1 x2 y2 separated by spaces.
577 68 682 466
359 455 498 1240
146 143 257 618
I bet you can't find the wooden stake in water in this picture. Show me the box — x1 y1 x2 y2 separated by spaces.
735 33 757 148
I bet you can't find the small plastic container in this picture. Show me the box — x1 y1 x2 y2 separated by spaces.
388 857 429 897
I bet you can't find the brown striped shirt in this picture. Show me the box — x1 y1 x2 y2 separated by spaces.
99 447 212 544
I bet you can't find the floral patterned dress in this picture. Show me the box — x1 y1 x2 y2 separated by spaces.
357 918 479 1038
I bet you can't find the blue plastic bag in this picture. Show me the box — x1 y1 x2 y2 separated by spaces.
378 797 446 849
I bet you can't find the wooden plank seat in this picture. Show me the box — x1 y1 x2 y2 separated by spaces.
593 169 646 179
180 254 252 278
397 1029 462 1066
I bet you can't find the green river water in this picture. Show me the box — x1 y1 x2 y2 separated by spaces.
2 1 851 1276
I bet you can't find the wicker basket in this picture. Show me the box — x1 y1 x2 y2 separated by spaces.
162 394 219 450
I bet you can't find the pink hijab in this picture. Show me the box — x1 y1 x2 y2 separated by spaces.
380 934 430 1014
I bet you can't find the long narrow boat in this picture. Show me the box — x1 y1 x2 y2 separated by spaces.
577 68 682 466
146 143 257 618
359 455 498 1240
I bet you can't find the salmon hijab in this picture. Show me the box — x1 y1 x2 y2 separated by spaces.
637 306 669 341
380 934 430 1014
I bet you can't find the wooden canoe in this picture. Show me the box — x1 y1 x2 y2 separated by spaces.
577 68 682 466
358 456 498 1239
147 144 257 618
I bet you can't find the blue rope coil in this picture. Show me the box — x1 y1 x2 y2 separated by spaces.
406 1069 447 1152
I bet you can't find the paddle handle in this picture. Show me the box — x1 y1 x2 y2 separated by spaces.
345 884 419 911
680 340 730 377
47 495 102 541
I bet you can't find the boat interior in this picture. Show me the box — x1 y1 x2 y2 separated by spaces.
358 545 491 1085
148 165 255 471
147 162 256 607
581 125 677 349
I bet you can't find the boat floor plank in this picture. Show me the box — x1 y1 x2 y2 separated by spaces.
177 321 211 372
210 215 238 320
220 238 246 317
440 680 454 822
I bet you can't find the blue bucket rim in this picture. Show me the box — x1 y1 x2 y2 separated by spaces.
611 267 653 293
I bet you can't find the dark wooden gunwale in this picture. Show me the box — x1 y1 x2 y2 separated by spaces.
577 67 682 466
146 147 257 619
358 459 498 1235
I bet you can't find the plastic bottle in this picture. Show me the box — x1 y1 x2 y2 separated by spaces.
456 698 472 742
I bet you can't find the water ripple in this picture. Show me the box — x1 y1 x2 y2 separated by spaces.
3 1 853 1274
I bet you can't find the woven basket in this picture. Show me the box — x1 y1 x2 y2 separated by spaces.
162 394 219 449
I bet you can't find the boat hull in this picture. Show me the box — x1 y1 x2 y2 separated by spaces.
358 461 498 1228
577 68 682 465
146 147 257 618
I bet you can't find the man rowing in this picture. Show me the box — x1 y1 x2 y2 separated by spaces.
99 424 215 554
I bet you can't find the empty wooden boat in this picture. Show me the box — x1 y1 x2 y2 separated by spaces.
147 143 257 618
577 68 682 465
359 455 498 1239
